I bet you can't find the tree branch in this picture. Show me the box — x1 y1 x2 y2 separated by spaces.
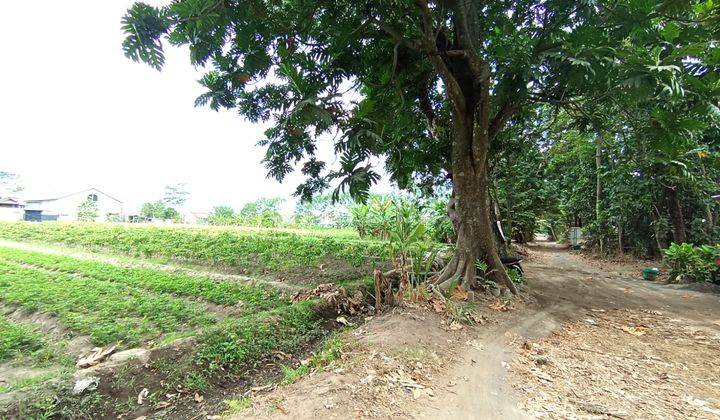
373 20 421 51
414 0 466 114
489 100 519 141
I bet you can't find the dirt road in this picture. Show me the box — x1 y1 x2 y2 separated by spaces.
424 241 720 419
4 239 719 418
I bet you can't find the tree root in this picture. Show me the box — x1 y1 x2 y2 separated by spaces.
432 251 518 296
436 253 472 293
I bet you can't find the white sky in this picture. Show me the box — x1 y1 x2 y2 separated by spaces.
0 1 389 214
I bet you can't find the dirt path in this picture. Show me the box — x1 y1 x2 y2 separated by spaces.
526 241 720 328
3 239 718 418
418 241 720 419
237 241 720 419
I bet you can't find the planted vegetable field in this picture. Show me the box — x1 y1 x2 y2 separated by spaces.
0 243 328 418
0 222 387 274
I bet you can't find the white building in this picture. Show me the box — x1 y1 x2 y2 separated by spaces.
24 188 124 222
185 211 210 225
0 198 25 221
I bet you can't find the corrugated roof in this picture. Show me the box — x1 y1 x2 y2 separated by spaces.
27 188 122 204
0 197 25 205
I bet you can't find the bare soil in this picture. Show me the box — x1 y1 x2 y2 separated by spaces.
236 241 720 419
3 240 720 419
240 307 471 419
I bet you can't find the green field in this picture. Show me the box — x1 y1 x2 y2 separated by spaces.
0 222 387 274
0 243 323 360
0 223 361 418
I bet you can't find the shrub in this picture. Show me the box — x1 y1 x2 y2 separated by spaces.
663 243 720 283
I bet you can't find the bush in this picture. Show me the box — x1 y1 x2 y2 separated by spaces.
663 243 720 283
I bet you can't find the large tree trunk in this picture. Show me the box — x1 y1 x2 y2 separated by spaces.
489 184 509 254
595 136 602 222
432 110 516 294
416 0 516 295
595 136 603 254
665 186 686 244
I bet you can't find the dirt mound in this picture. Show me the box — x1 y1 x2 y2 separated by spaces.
240 307 469 419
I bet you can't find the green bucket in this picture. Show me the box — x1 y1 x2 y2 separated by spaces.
642 267 659 281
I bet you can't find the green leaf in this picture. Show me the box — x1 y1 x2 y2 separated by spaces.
661 22 681 42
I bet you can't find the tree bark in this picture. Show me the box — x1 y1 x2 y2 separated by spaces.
595 136 603 254
595 136 602 222
431 106 516 294
416 0 516 295
705 204 714 234
489 184 509 255
651 204 668 254
665 186 686 244
447 191 460 236
548 224 557 242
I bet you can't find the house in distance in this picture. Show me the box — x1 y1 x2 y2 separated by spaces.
0 198 25 222
24 188 124 222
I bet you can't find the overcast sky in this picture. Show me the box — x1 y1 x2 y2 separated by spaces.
0 1 388 214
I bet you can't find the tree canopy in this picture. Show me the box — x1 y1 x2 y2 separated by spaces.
122 0 720 291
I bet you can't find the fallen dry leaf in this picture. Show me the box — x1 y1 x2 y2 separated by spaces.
154 401 172 409
489 300 512 312
76 345 118 369
466 339 484 351
274 351 292 360
620 325 648 336
466 311 487 325
194 392 204 403
448 320 464 331
451 285 469 301
429 297 446 313
642 309 663 315
251 384 274 393
137 388 149 405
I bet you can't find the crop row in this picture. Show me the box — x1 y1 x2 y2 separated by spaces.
194 299 321 372
0 222 387 271
0 315 47 362
0 247 282 310
0 260 215 346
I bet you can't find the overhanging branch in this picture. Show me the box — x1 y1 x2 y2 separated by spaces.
414 0 467 114
489 100 519 141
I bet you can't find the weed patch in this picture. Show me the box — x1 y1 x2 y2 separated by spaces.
222 397 252 416
281 335 343 384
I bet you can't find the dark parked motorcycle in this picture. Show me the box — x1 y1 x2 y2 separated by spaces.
500 255 524 276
